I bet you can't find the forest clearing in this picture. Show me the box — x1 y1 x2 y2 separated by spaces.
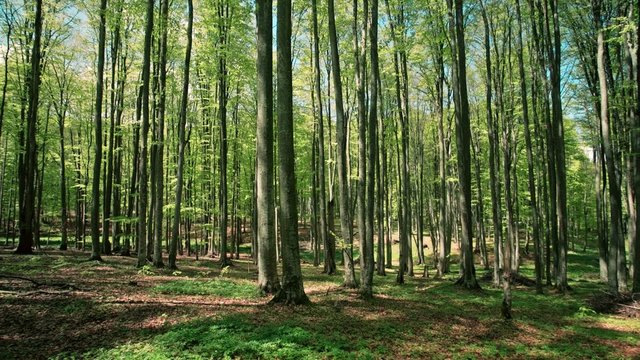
1 237 639 359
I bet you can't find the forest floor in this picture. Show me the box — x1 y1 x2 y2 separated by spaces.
0 238 639 359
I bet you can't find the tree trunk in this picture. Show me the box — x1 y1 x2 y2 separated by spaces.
256 0 280 293
354 0 368 295
449 0 479 290
595 1 623 295
363 0 379 298
311 0 328 274
271 0 309 305
547 0 569 293
328 0 355 285
152 0 169 268
633 0 640 293
217 0 231 268
516 0 542 293
88 0 108 261
16 0 43 255
103 5 122 257
137 0 154 268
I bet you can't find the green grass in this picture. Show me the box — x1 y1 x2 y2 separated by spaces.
80 314 376 360
152 278 260 299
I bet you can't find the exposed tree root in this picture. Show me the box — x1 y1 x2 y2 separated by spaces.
0 274 83 291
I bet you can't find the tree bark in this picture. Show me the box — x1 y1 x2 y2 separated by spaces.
363 0 379 298
88 0 108 260
152 0 170 268
137 0 154 267
16 0 43 255
516 0 542 293
271 0 309 305
256 0 280 293
328 0 355 285
449 0 479 290
311 0 328 275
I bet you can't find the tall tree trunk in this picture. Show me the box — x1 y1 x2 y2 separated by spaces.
435 45 449 277
16 0 43 255
449 0 479 290
632 0 640 293
546 0 569 293
124 85 142 257
103 5 122 256
112 31 128 253
354 0 368 294
256 0 280 293
88 0 108 261
595 0 623 295
169 0 192 270
218 0 231 268
362 0 379 298
311 0 328 275
515 0 542 293
271 0 309 305
152 0 169 268
137 0 154 267
481 1 503 287
328 0 355 285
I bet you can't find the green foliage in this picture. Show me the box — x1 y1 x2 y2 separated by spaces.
138 264 156 276
83 314 373 360
152 279 259 299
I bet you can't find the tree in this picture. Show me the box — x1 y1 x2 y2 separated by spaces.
328 0 356 285
515 0 543 294
362 0 380 299
218 0 231 268
256 0 280 293
89 0 108 261
16 0 44 255
634 0 640 294
449 0 479 290
270 0 309 305
152 0 170 268
311 0 328 281
548 0 569 293
137 0 154 268
354 0 367 294
50 59 71 252
169 0 194 270
594 0 623 295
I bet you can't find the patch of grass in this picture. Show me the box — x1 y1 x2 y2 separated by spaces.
152 278 260 299
61 299 91 314
83 314 373 360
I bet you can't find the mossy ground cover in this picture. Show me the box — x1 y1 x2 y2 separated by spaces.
0 240 638 359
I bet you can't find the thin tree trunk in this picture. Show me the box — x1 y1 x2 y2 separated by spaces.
88 0 108 261
328 0 355 285
152 0 169 268
137 0 154 267
362 0 379 298
311 0 328 274
354 0 368 295
633 0 640 293
218 0 231 268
